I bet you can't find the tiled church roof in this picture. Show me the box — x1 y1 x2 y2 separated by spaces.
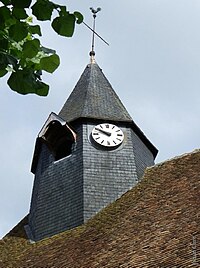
1 149 199 267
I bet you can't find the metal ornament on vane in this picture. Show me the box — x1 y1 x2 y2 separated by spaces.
83 7 109 63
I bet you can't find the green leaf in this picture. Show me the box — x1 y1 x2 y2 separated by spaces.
0 69 8 77
8 69 49 96
0 52 17 69
40 54 60 73
0 36 9 51
11 0 32 8
57 5 68 17
0 6 10 20
1 0 12 5
74 11 83 24
32 0 54 21
51 14 75 37
0 6 11 29
12 8 28 19
0 6 17 29
35 81 49 96
8 21 28 41
9 45 22 59
23 39 40 58
60 6 68 15
53 4 68 14
29 25 42 36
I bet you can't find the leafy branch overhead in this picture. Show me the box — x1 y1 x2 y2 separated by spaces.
0 0 83 96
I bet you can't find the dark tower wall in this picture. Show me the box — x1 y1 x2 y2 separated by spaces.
82 122 154 221
28 125 84 241
28 120 155 241
131 131 155 179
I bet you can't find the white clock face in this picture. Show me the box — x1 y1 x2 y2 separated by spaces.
91 123 124 148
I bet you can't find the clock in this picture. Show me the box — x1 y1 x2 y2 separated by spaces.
91 123 124 148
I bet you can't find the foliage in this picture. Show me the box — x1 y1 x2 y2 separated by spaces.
0 0 83 96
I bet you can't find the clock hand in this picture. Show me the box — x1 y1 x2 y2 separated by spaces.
95 127 111 137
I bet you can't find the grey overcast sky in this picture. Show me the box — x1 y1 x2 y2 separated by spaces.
1 0 200 238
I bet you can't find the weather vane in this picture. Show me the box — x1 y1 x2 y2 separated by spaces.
83 7 109 62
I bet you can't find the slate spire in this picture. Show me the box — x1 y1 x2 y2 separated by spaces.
59 62 133 123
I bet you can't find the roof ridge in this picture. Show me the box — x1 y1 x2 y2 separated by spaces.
78 63 92 120
81 63 96 118
148 148 200 170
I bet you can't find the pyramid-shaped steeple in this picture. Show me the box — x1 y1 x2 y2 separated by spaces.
59 62 132 123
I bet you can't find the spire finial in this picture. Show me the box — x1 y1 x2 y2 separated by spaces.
89 7 101 63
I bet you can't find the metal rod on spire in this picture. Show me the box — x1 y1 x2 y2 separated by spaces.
89 7 100 58
83 7 109 63
83 21 109 47
91 8 97 54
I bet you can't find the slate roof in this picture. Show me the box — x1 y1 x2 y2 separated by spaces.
1 149 200 267
58 62 133 123
58 61 158 158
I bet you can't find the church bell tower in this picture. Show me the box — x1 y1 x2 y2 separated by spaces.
26 58 157 242
26 11 158 242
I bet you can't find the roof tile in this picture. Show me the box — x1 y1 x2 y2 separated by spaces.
1 149 200 267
